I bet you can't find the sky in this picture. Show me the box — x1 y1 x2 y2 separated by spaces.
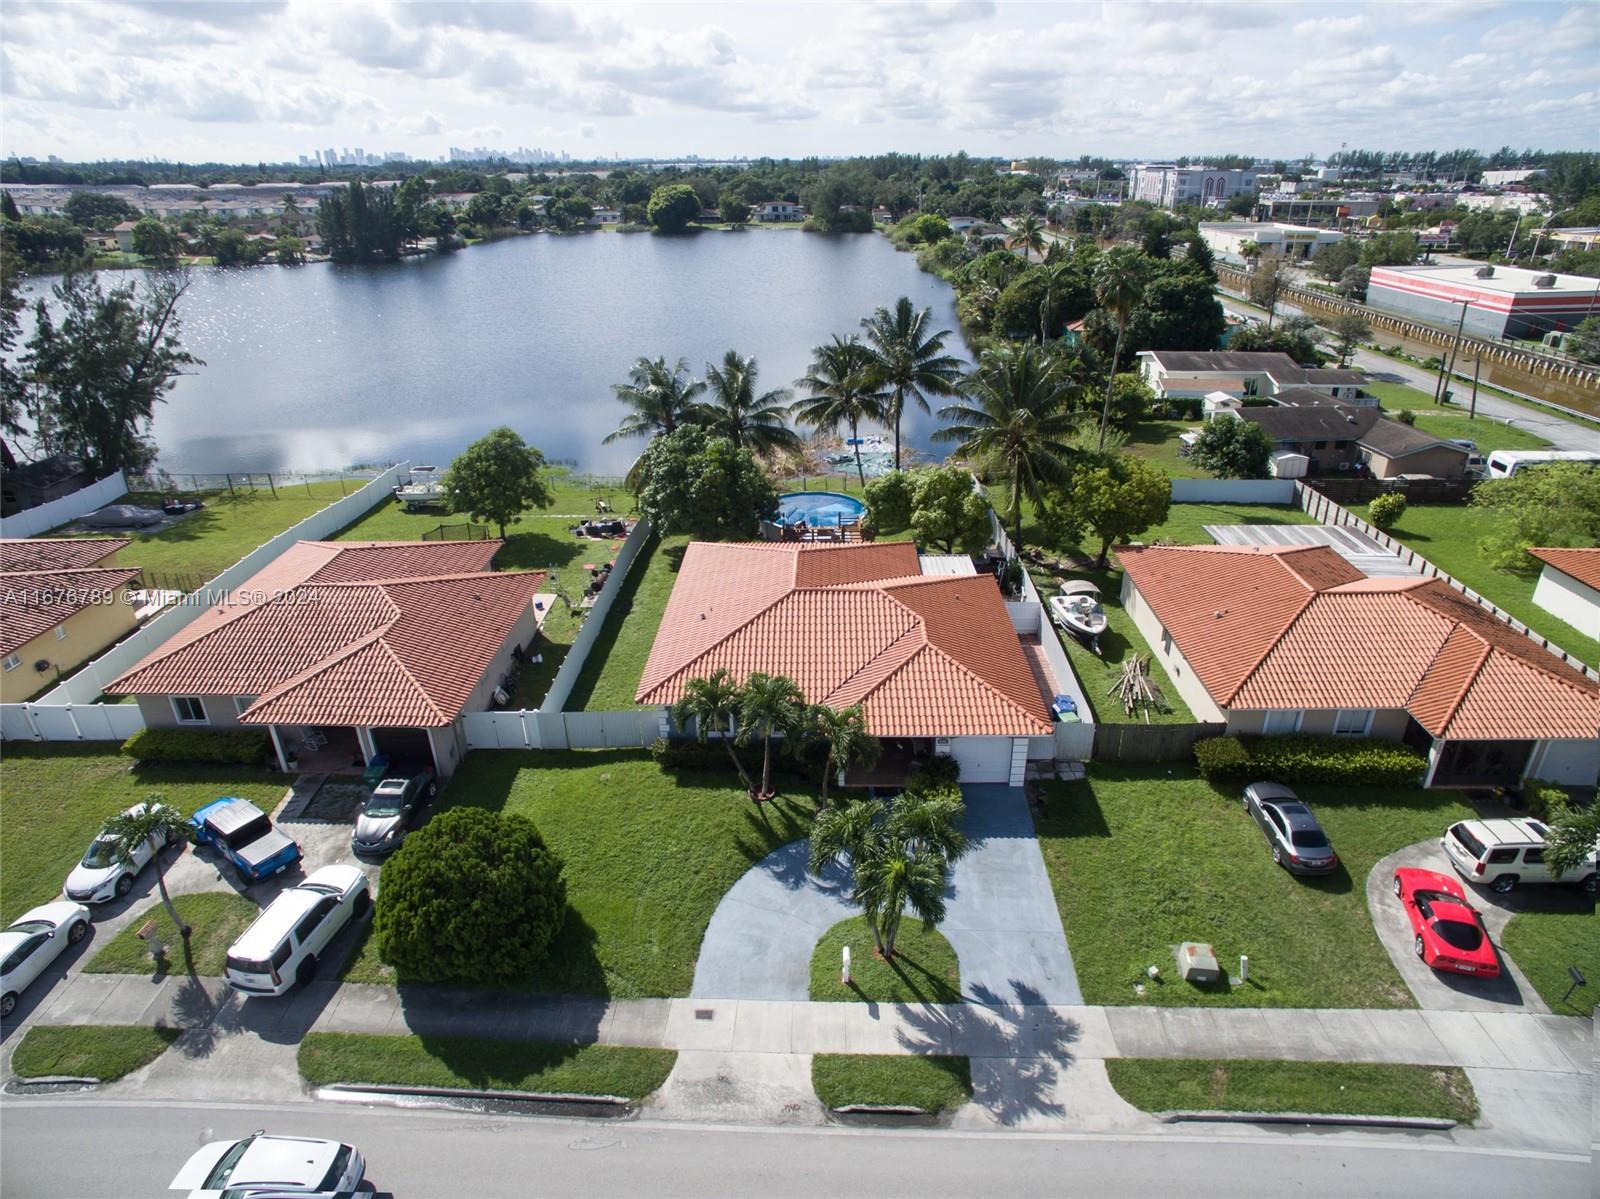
1 0 1597 165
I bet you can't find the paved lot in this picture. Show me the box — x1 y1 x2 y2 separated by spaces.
1204 523 1421 579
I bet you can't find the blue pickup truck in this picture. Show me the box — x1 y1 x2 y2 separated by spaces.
190 798 302 883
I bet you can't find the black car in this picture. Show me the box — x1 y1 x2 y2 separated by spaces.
351 767 438 856
1242 782 1338 874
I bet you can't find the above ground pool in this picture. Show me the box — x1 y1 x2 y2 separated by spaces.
779 491 867 527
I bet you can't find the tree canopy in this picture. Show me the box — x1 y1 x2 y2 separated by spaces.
1190 416 1274 479
634 425 779 539
443 426 555 538
647 184 702 233
1471 462 1600 574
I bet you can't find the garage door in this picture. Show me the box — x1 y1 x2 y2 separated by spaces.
946 737 1013 784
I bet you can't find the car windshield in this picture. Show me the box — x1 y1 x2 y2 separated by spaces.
365 792 404 817
1433 919 1484 952
315 1146 353 1192
6 920 51 935
81 838 120 868
202 1138 256 1189
1450 825 1486 860
1290 829 1329 849
222 815 271 850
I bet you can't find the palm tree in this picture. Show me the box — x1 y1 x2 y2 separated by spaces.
1037 257 1074 345
736 671 807 799
860 297 964 472
1007 213 1046 263
889 789 969 865
934 344 1078 551
792 337 889 488
1092 247 1148 451
803 703 880 806
702 350 802 456
102 796 194 939
670 669 753 791
858 839 948 958
604 355 707 444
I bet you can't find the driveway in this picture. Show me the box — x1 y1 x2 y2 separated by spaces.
1367 840 1549 1014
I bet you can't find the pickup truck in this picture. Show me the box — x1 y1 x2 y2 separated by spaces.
190 797 302 884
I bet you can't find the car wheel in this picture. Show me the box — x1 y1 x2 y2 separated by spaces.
1491 875 1517 894
427 781 438 799
354 890 372 917
1581 875 1597 897
1271 845 1282 866
1242 794 1250 811
67 920 88 945
1392 875 1403 897
296 955 318 988
1414 934 1426 959
115 874 134 898
0 992 15 1018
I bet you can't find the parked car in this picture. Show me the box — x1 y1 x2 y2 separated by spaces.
63 802 172 904
168 1131 365 1197
1 901 91 1017
351 766 437 857
190 797 301 884
1392 867 1501 979
224 865 370 996
1441 817 1598 895
1241 783 1338 874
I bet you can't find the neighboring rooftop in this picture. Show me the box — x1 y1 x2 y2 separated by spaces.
0 566 143 655
1140 350 1366 386
0 538 129 572
1527 547 1600 592
1370 263 1600 297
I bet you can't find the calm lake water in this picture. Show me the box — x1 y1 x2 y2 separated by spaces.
32 232 968 476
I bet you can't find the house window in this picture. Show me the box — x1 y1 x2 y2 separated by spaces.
1160 628 1174 656
234 696 256 717
54 625 68 641
1243 379 1259 397
171 696 208 725
2 653 20 672
1262 709 1302 735
1333 708 1374 736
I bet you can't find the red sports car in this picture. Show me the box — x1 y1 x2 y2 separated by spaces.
1392 868 1501 979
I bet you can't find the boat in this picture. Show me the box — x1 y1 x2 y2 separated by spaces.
393 465 446 511
1049 580 1107 653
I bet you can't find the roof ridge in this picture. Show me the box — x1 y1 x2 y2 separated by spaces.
370 634 451 724
1219 589 1320 705
1407 582 1596 693
820 625 926 707
1413 630 1493 737
239 625 395 717
917 641 1053 730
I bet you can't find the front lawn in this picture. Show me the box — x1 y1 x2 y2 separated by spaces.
1500 896 1599 1016
341 749 820 996
10 1025 182 1081
1105 1059 1478 1122
565 533 690 710
83 892 261 978
809 916 962 1004
1035 765 1475 1008
0 744 286 925
811 1054 972 1114
297 1032 676 1099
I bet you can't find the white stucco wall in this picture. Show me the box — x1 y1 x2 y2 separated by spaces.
1119 576 1226 722
1531 567 1600 636
1525 738 1600 788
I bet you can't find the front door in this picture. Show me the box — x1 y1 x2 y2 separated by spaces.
1430 740 1534 789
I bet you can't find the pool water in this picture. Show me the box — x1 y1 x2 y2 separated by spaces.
779 491 868 527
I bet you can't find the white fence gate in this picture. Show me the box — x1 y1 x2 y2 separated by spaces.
463 707 665 752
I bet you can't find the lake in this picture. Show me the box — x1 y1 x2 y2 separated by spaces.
30 231 968 476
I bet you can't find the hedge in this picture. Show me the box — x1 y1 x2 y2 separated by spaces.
121 727 273 767
1194 734 1426 788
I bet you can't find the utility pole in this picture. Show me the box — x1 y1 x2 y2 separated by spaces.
1469 356 1481 420
1434 300 1469 404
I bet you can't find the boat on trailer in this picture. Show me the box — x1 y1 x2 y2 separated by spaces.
1049 579 1107 653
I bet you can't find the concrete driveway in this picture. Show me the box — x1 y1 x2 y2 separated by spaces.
1367 840 1548 1014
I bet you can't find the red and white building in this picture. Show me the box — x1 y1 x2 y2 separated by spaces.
1366 263 1600 339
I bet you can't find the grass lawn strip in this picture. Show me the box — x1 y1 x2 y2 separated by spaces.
298 1032 675 1099
566 533 690 710
1123 420 1209 480
811 1054 972 1114
1500 899 1599 1016
0 744 287 925
341 750 820 997
809 916 962 1004
83 892 260 978
10 1024 183 1081
1106 1059 1478 1122
1036 765 1475 1009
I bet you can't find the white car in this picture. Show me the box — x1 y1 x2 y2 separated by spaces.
169 1131 365 1198
1 901 91 1018
63 802 172 904
224 865 371 996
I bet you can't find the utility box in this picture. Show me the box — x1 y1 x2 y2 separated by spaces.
1176 941 1220 984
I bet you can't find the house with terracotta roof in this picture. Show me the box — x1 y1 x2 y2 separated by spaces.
635 541 1056 785
1117 544 1599 788
1528 547 1600 637
1 539 140 703
108 540 553 779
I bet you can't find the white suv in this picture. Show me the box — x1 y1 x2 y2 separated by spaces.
224 865 370 995
1442 817 1598 896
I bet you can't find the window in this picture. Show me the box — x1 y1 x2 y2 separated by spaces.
1487 848 1518 865
53 625 67 641
1262 710 1302 735
2 653 19 672
1523 847 1545 866
172 696 208 724
234 696 256 717
1333 709 1374 737
1160 628 1174 656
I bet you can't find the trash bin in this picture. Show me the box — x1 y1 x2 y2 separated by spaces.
362 754 390 789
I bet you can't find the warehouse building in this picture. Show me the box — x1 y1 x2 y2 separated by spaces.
1366 264 1600 339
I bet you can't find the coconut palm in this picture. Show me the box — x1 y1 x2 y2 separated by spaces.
1092 247 1148 451
1007 213 1047 262
803 703 880 806
736 671 807 799
671 669 754 791
702 350 801 456
604 355 707 444
792 337 889 488
1037 256 1075 345
102 796 194 939
860 297 964 472
934 344 1078 552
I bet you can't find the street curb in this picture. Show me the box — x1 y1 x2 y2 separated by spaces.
318 1083 632 1108
5 1075 100 1092
1159 1110 1458 1131
832 1104 929 1116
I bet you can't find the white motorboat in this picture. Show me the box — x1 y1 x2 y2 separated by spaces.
393 465 446 510
1049 580 1107 652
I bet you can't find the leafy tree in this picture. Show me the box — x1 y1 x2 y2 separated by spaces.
63 191 137 226
907 464 991 554
863 469 913 529
1565 316 1600 365
891 213 952 245
992 261 1093 342
1311 238 1360 282
719 192 750 225
1007 213 1046 262
1092 247 1148 449
1472 462 1600 574
273 234 305 266
1066 455 1172 568
647 183 701 233
465 192 505 229
1190 417 1273 479
801 703 879 807
1543 799 1600 884
0 190 20 221
604 355 707 444
635 425 779 538
0 229 24 467
1337 265 1371 301
671 669 754 790
934 344 1077 551
702 350 801 456
1227 315 1322 364
317 181 402 263
860 297 964 471
1328 312 1371 367
1358 230 1420 268
1367 492 1407 529
373 807 566 984
792 336 888 487
736 672 806 799
1246 249 1289 328
1184 234 1217 280
6 216 87 266
131 218 181 261
442 426 554 538
102 798 194 938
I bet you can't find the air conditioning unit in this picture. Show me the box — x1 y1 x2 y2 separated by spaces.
1533 273 1556 289
1474 265 1495 278
1176 941 1221 984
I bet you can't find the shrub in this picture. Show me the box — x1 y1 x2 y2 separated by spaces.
1367 492 1408 530
1150 397 1203 421
1393 409 1417 426
373 808 566 984
1194 734 1426 788
1517 779 1571 821
649 738 730 771
864 471 914 529
120 727 272 767
1193 736 1251 780
905 754 962 796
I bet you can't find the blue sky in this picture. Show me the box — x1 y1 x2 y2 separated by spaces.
1 0 1596 163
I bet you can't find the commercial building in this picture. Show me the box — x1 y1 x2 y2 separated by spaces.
1367 264 1600 339
1256 192 1382 224
1127 164 1257 210
1198 222 1344 264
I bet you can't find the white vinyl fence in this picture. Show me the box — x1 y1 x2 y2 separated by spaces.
538 517 654 713
0 472 128 538
462 706 666 752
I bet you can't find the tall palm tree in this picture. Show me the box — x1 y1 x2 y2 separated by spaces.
671 669 753 791
1092 247 1148 451
889 789 969 865
1007 213 1046 263
934 344 1078 551
860 297 964 472
858 839 948 958
103 796 194 939
1037 257 1074 345
604 355 707 444
702 350 801 456
792 337 889 488
803 703 880 806
736 671 806 799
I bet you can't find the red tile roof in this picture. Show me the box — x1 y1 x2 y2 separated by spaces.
1120 544 1598 741
0 567 142 655
636 542 1051 736
0 538 129 572
1528 547 1600 592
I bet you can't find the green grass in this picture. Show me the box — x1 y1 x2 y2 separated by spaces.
809 916 962 1004
83 892 261 978
1035 765 1476 1009
1141 502 1319 545
1346 501 1600 666
10 1025 183 1081
1124 420 1209 480
341 749 820 996
1501 895 1600 1016
0 744 287 924
1359 383 1552 453
297 1032 676 1099
812 1054 972 1113
566 533 690 710
1105 1060 1478 1122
